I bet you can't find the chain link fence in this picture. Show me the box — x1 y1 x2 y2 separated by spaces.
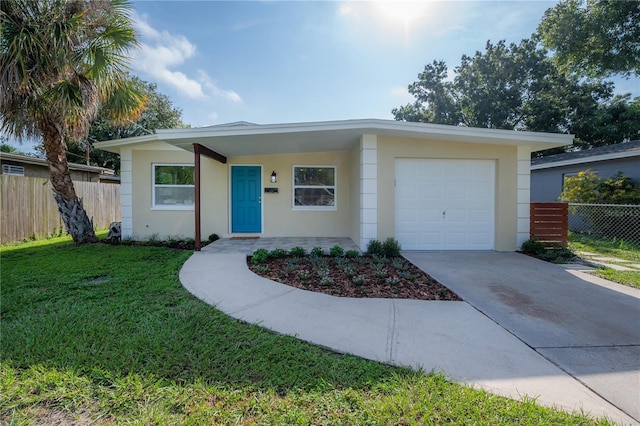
568 203 640 243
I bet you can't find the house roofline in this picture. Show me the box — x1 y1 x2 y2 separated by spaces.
0 152 115 174
531 150 640 171
95 118 573 154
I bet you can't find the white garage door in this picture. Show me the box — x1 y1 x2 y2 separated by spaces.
395 159 495 250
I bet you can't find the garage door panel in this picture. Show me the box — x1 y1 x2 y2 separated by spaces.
396 208 418 223
420 232 443 246
396 159 495 250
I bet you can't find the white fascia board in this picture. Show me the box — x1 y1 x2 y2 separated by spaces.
157 118 573 146
531 150 640 170
94 118 573 153
93 134 159 152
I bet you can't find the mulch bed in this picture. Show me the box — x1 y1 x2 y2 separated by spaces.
247 256 462 301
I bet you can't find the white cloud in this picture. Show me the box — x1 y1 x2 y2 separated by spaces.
197 70 243 103
132 12 240 102
389 86 414 104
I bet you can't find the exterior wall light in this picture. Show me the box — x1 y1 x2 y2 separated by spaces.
270 171 277 183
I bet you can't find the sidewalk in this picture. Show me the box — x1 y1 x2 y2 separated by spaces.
576 251 640 272
180 249 638 425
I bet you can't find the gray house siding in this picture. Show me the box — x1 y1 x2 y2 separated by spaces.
531 156 640 202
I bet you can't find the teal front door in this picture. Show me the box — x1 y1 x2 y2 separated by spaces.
231 166 262 233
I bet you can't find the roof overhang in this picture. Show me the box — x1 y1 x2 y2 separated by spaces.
95 119 573 156
531 149 640 170
0 152 114 173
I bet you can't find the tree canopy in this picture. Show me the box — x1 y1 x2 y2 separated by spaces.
537 0 640 78
393 0 640 155
61 77 189 171
392 39 640 155
1 0 145 243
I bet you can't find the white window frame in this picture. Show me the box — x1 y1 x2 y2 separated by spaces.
2 164 24 176
152 163 195 210
292 165 337 211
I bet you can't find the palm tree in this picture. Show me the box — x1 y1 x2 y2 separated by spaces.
1 0 145 243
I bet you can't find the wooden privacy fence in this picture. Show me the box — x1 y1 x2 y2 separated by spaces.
1 175 120 243
530 202 568 247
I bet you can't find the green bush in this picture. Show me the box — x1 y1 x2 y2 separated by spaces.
366 239 384 256
521 239 546 256
268 248 288 259
329 245 344 257
382 237 402 257
207 233 219 243
251 248 269 264
289 246 306 257
345 249 359 259
311 247 324 256
559 170 640 204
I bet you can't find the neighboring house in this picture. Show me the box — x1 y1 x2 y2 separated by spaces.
0 152 119 184
531 140 640 202
94 119 571 251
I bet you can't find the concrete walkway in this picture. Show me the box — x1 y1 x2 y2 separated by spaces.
180 242 639 425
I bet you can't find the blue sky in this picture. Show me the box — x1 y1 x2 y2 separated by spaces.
5 0 639 153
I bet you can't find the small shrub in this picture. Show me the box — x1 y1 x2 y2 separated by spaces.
521 239 546 256
289 246 306 257
366 239 384 256
386 276 400 286
298 269 311 281
371 254 389 264
375 269 388 279
320 278 334 286
268 248 288 259
352 275 365 286
329 245 345 257
251 248 269 264
284 261 298 272
382 237 402 257
392 258 408 271
343 266 356 278
345 249 359 259
254 264 270 273
207 233 219 243
311 247 324 256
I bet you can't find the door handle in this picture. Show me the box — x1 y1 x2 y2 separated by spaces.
442 210 446 219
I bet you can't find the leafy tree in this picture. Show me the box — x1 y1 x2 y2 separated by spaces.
1 0 145 244
60 77 188 172
559 170 640 204
537 0 640 78
393 39 638 156
1 143 21 154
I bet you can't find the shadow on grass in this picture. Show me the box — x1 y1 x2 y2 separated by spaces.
1 241 413 394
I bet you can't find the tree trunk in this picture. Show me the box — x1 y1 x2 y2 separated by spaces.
42 122 98 244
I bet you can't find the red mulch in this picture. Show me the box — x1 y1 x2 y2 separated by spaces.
247 256 461 301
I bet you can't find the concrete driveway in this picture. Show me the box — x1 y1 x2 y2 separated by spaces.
403 251 640 423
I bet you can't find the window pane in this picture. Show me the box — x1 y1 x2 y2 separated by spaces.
294 188 335 206
155 186 195 205
155 166 194 185
294 167 334 186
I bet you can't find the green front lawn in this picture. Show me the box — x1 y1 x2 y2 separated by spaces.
1 236 612 424
569 233 640 263
569 234 640 289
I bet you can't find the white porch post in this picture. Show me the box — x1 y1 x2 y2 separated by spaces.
119 148 133 238
517 146 531 248
360 134 378 249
